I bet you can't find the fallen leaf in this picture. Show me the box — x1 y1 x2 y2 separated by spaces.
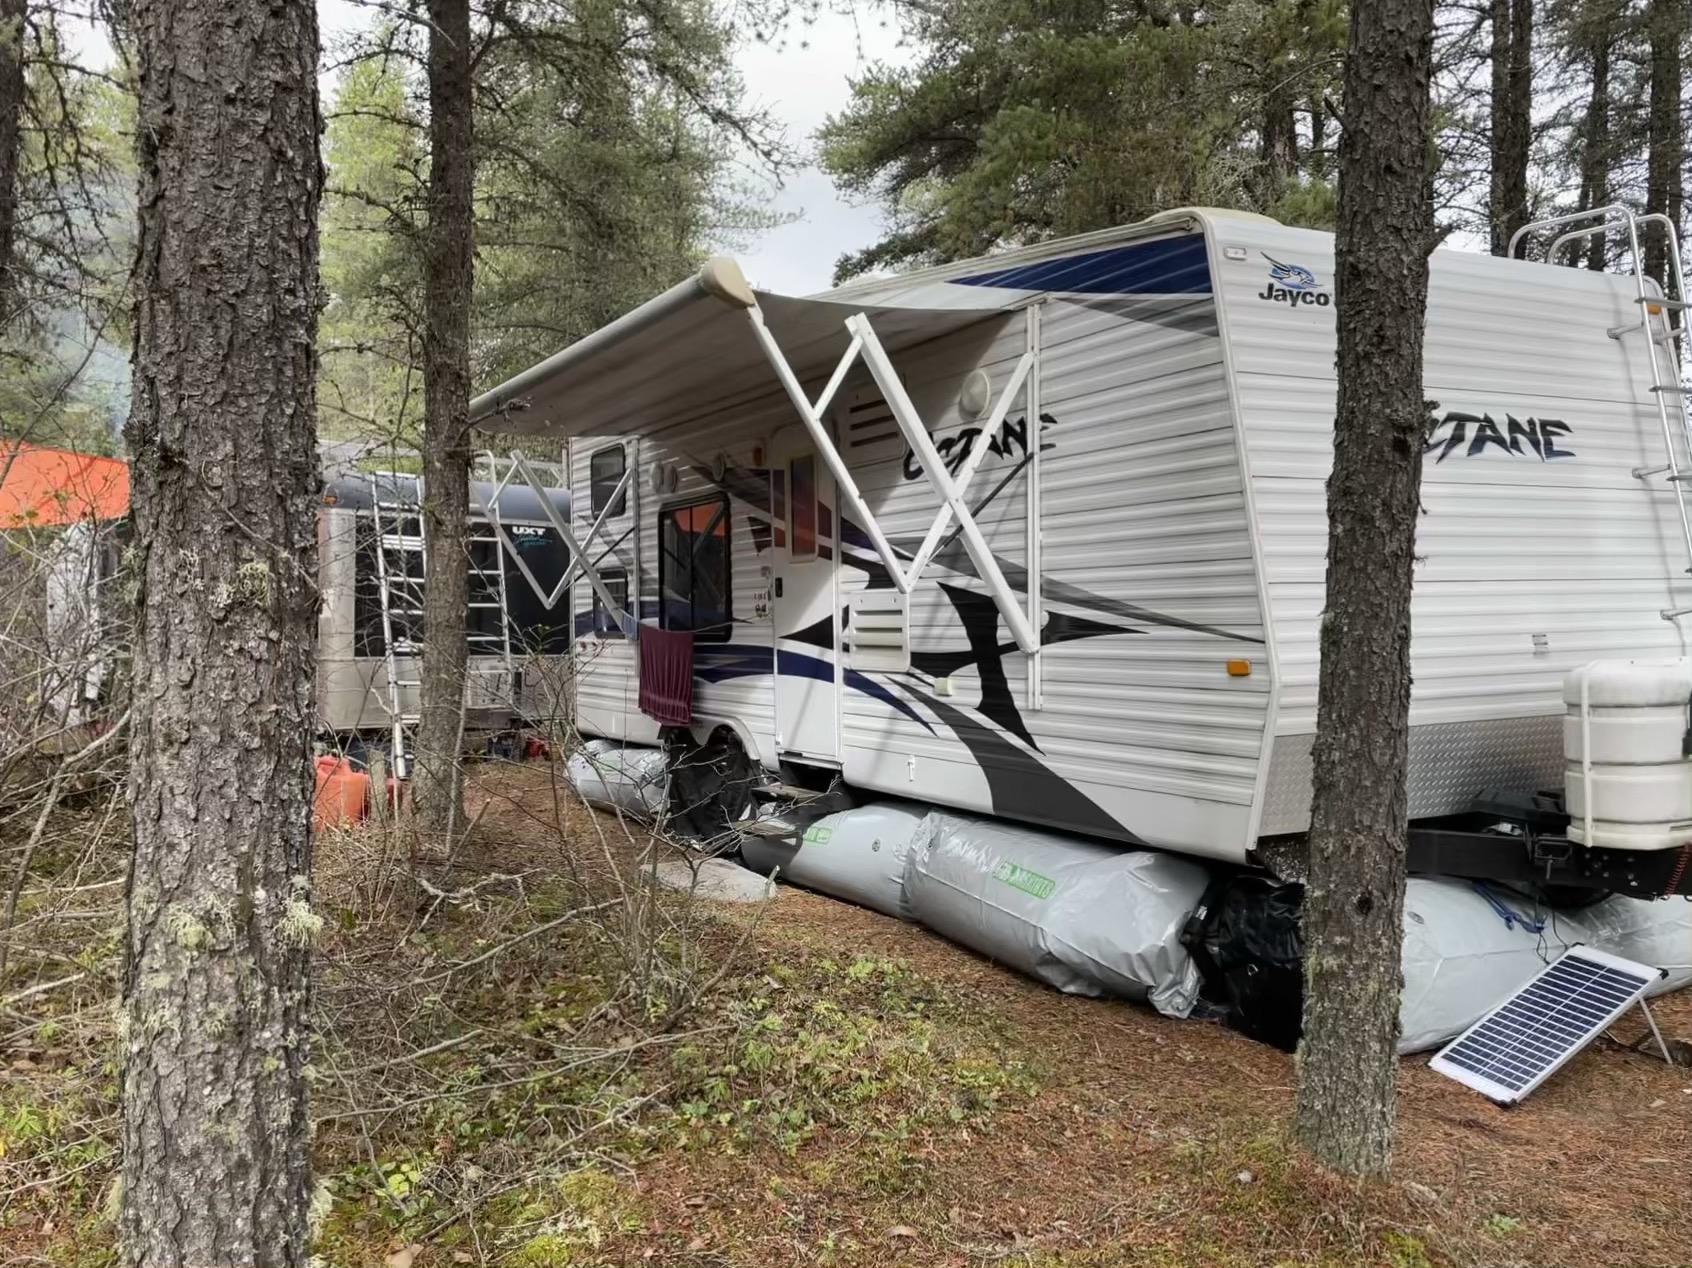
684 1195 708 1208
686 1236 708 1252
1235 1169 1256 1185
888 1225 919 1240
452 1254 473 1265
1650 1098 1666 1108
385 1246 420 1268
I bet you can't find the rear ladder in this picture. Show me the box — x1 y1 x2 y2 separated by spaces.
1512 207 1690 619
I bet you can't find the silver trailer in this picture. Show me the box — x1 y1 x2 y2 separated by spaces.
315 469 574 762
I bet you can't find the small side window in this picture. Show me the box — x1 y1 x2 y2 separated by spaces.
591 569 628 637
590 445 627 518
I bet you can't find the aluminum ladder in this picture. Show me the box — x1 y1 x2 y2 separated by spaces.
467 496 517 711
367 471 426 777
1511 208 1691 620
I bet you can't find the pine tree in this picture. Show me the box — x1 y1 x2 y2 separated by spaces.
119 0 322 1260
1293 0 1436 1177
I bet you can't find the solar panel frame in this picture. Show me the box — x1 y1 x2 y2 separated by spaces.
1429 946 1660 1104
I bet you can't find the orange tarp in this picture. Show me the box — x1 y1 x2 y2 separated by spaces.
0 442 129 528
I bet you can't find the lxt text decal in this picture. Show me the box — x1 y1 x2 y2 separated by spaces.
1424 409 1576 463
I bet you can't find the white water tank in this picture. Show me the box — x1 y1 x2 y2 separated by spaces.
1564 659 1692 850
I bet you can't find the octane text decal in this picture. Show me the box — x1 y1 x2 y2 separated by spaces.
1424 410 1576 463
902 412 1056 482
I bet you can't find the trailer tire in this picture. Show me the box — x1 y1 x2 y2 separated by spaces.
663 726 758 848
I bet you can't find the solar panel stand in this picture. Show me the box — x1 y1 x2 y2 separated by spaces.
1612 997 1676 1065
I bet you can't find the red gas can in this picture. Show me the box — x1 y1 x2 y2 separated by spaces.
313 755 370 828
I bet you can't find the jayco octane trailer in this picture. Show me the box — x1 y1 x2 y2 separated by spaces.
472 205 1692 897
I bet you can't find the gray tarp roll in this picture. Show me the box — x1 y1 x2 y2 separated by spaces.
739 803 924 921
566 740 668 820
905 812 1209 1017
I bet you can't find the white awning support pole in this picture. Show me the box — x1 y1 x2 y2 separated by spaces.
744 306 913 594
488 450 633 635
903 348 1034 587
553 462 634 594
849 313 1041 654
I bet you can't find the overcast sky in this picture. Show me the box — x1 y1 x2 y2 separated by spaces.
316 0 910 296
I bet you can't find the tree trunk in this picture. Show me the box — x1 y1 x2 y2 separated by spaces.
1260 100 1299 205
120 0 321 1263
1579 26 1611 272
0 0 28 326
1488 0 1531 255
1293 0 1435 1179
411 0 475 831
1643 0 1685 285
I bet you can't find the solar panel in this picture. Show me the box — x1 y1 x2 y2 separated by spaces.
1430 946 1662 1104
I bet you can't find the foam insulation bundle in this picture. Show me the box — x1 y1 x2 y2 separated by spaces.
738 803 924 921
904 812 1210 1018
566 739 668 820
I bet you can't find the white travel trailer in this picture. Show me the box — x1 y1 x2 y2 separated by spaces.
472 205 1692 896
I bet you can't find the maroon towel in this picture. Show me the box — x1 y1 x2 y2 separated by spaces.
638 625 694 726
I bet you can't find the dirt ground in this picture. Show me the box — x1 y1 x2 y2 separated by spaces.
459 764 1692 1268
3 757 1688 1268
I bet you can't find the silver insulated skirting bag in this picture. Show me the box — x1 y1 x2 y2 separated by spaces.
905 813 1209 1017
566 740 668 820
739 803 923 921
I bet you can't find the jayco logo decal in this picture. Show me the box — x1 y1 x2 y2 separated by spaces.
1424 409 1576 463
902 412 1057 482
1256 253 1332 309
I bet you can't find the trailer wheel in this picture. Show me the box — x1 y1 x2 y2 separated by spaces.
663 727 757 848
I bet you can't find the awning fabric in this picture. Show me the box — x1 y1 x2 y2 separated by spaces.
469 257 1007 438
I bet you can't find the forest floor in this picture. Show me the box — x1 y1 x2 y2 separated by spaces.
2 756 1689 1268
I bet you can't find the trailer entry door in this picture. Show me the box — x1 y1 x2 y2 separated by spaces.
771 433 842 763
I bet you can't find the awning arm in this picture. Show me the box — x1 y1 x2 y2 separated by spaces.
741 298 1041 654
743 306 914 594
487 450 633 635
848 313 1041 654
902 348 1034 589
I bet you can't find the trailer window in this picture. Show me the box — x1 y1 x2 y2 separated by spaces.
590 445 627 518
789 454 817 561
659 496 731 642
590 569 628 637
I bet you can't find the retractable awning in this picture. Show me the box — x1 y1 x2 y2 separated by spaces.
468 257 1007 436
474 257 1044 657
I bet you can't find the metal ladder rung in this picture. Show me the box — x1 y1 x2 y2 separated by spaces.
1636 295 1690 311
1649 384 1688 395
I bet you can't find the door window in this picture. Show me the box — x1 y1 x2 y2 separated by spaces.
789 454 817 561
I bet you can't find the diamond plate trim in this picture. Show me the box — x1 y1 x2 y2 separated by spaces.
1258 715 1565 837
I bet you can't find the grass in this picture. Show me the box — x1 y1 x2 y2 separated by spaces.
3 761 1689 1267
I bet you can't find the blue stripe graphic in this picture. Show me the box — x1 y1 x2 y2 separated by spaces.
952 236 1211 296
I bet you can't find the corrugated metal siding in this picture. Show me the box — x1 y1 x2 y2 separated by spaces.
1215 219 1689 832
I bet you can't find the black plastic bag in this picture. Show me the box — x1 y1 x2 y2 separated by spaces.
1180 874 1305 1052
